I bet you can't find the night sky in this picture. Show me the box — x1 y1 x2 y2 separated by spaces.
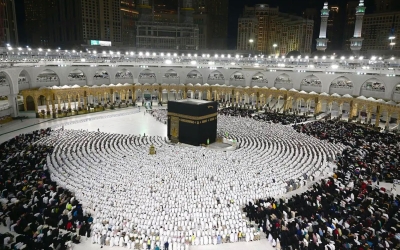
14 0 378 48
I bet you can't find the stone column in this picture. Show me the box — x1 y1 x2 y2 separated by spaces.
183 91 187 99
84 96 87 108
68 97 71 110
46 100 50 112
8 94 18 117
375 107 381 128
57 97 61 110
77 95 81 109
385 112 391 130
51 98 55 114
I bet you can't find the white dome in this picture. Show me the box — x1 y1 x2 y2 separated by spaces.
319 92 329 96
270 87 277 90
343 94 352 98
331 93 341 97
309 91 318 95
357 96 367 100
289 88 298 92
279 88 287 91
367 97 376 102
299 90 308 94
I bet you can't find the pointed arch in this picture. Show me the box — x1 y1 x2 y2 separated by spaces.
163 69 180 84
18 69 31 90
300 74 321 87
251 72 268 84
138 69 157 84
68 69 87 83
274 73 293 89
0 71 12 96
186 70 203 84
115 69 133 79
93 69 110 85
208 70 224 80
392 83 400 102
25 95 35 111
360 78 386 99
36 69 60 86
329 76 353 95
300 75 322 92
361 78 385 92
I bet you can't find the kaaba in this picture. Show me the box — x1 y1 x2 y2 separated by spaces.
167 99 218 146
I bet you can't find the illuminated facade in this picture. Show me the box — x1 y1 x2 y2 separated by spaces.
238 4 314 55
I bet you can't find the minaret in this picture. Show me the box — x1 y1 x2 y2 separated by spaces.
138 0 152 21
350 0 366 54
180 0 194 23
316 2 329 52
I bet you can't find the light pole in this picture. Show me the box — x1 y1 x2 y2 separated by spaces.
273 43 278 57
249 39 254 52
389 36 396 50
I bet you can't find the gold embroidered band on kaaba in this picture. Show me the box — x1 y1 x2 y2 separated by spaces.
167 112 217 121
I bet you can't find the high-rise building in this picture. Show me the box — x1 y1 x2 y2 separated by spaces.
326 5 342 50
121 0 138 46
343 1 359 50
24 0 123 48
238 4 314 55
0 0 18 46
362 12 400 51
24 0 51 47
203 0 229 49
135 0 199 50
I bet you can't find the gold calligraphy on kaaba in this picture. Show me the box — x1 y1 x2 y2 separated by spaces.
170 116 179 139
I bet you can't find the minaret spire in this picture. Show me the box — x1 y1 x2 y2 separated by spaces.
316 2 329 51
350 0 366 54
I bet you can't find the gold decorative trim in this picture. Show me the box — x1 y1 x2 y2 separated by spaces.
167 112 217 120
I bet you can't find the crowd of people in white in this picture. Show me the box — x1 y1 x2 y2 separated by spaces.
251 77 268 83
116 72 133 79
139 73 156 79
163 74 180 79
330 80 353 89
300 78 322 87
362 82 386 92
36 76 59 82
94 71 109 79
27 114 341 250
150 109 168 124
208 74 225 80
230 75 244 81
186 75 202 79
0 77 8 86
18 77 29 84
68 73 86 81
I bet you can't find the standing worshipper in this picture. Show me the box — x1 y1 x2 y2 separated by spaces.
164 241 169 250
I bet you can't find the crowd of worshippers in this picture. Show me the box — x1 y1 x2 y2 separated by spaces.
39 114 343 250
218 107 255 118
242 120 400 250
244 175 400 249
0 128 86 250
293 120 400 182
218 107 307 125
150 109 167 124
253 113 307 125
